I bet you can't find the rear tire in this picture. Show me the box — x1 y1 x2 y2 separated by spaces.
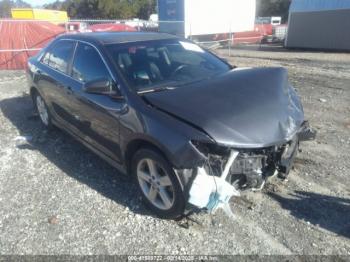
33 91 53 129
131 148 185 219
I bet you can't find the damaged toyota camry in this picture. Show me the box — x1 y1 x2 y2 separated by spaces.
27 32 316 218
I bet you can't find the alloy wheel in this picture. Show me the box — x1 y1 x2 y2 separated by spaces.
36 95 49 126
137 158 175 210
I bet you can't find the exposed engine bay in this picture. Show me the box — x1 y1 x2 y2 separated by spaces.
192 137 296 190
193 121 316 190
205 139 297 190
187 121 316 216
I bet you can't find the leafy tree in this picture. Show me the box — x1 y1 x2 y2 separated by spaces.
134 0 156 19
256 0 291 23
97 0 136 19
44 0 156 20
0 0 31 18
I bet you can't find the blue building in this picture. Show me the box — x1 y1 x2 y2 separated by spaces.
285 0 350 50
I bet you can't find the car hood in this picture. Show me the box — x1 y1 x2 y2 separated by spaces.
144 67 305 148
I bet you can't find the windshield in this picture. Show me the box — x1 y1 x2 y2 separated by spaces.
106 39 231 92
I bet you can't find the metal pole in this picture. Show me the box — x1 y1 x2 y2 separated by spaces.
228 26 232 57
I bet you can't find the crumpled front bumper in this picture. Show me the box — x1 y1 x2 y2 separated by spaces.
185 121 317 217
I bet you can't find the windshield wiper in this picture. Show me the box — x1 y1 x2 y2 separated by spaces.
137 86 176 95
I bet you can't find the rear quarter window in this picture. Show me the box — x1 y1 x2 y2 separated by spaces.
42 40 75 74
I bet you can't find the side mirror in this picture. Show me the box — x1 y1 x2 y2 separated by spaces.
83 78 112 94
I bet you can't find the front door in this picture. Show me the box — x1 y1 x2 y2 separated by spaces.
66 42 125 163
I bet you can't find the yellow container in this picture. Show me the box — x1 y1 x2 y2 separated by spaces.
11 8 68 23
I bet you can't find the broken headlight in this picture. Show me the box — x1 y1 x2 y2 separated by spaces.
191 140 230 157
191 140 231 178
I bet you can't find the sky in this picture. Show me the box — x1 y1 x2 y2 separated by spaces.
24 0 57 7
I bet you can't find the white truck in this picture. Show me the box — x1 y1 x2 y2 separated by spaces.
158 0 256 38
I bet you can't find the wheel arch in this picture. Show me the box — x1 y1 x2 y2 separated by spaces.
124 138 171 175
124 137 197 195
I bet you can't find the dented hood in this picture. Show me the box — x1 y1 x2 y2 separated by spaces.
144 67 305 148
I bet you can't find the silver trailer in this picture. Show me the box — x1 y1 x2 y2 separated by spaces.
285 0 350 51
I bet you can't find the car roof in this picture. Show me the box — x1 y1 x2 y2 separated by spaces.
58 32 179 45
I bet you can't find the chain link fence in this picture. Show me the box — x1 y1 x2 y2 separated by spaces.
0 18 233 43
0 18 252 69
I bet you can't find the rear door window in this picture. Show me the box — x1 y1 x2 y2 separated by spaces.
41 51 50 65
71 43 110 83
43 40 75 74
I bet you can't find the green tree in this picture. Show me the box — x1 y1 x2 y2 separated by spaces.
97 0 136 19
134 0 156 19
256 0 291 23
44 0 156 20
0 0 31 18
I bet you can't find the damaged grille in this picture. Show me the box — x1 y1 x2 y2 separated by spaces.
193 141 295 190
230 153 266 175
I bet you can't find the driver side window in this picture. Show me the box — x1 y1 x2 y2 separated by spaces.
72 42 110 83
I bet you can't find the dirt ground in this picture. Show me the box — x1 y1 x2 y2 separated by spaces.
0 45 349 255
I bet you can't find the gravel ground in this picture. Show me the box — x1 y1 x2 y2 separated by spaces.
0 46 349 255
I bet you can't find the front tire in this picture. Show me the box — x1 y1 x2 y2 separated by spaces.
131 148 185 219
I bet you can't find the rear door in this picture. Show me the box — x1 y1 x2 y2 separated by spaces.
37 40 77 126
66 42 125 162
